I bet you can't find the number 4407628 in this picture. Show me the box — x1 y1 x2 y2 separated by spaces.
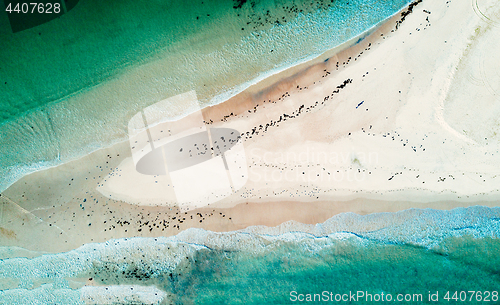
443 291 498 302
5 2 61 14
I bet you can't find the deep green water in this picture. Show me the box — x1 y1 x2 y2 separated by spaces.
0 207 499 304
0 0 410 192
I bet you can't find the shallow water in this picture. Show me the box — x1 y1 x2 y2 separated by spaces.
1 207 499 304
0 0 410 192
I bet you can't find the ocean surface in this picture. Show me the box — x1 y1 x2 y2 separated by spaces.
0 207 499 304
3 1 499 305
0 0 411 192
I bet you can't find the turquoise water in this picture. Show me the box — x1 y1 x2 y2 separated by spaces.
2 2 499 304
1 207 499 304
0 0 410 192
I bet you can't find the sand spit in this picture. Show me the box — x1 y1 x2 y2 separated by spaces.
1 0 500 253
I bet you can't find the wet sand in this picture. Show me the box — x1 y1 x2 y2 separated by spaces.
1 0 500 254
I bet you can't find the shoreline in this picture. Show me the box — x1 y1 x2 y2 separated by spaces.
0 4 408 194
0 204 499 261
1 0 500 253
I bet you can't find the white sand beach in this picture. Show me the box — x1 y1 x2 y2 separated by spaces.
1 0 499 253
